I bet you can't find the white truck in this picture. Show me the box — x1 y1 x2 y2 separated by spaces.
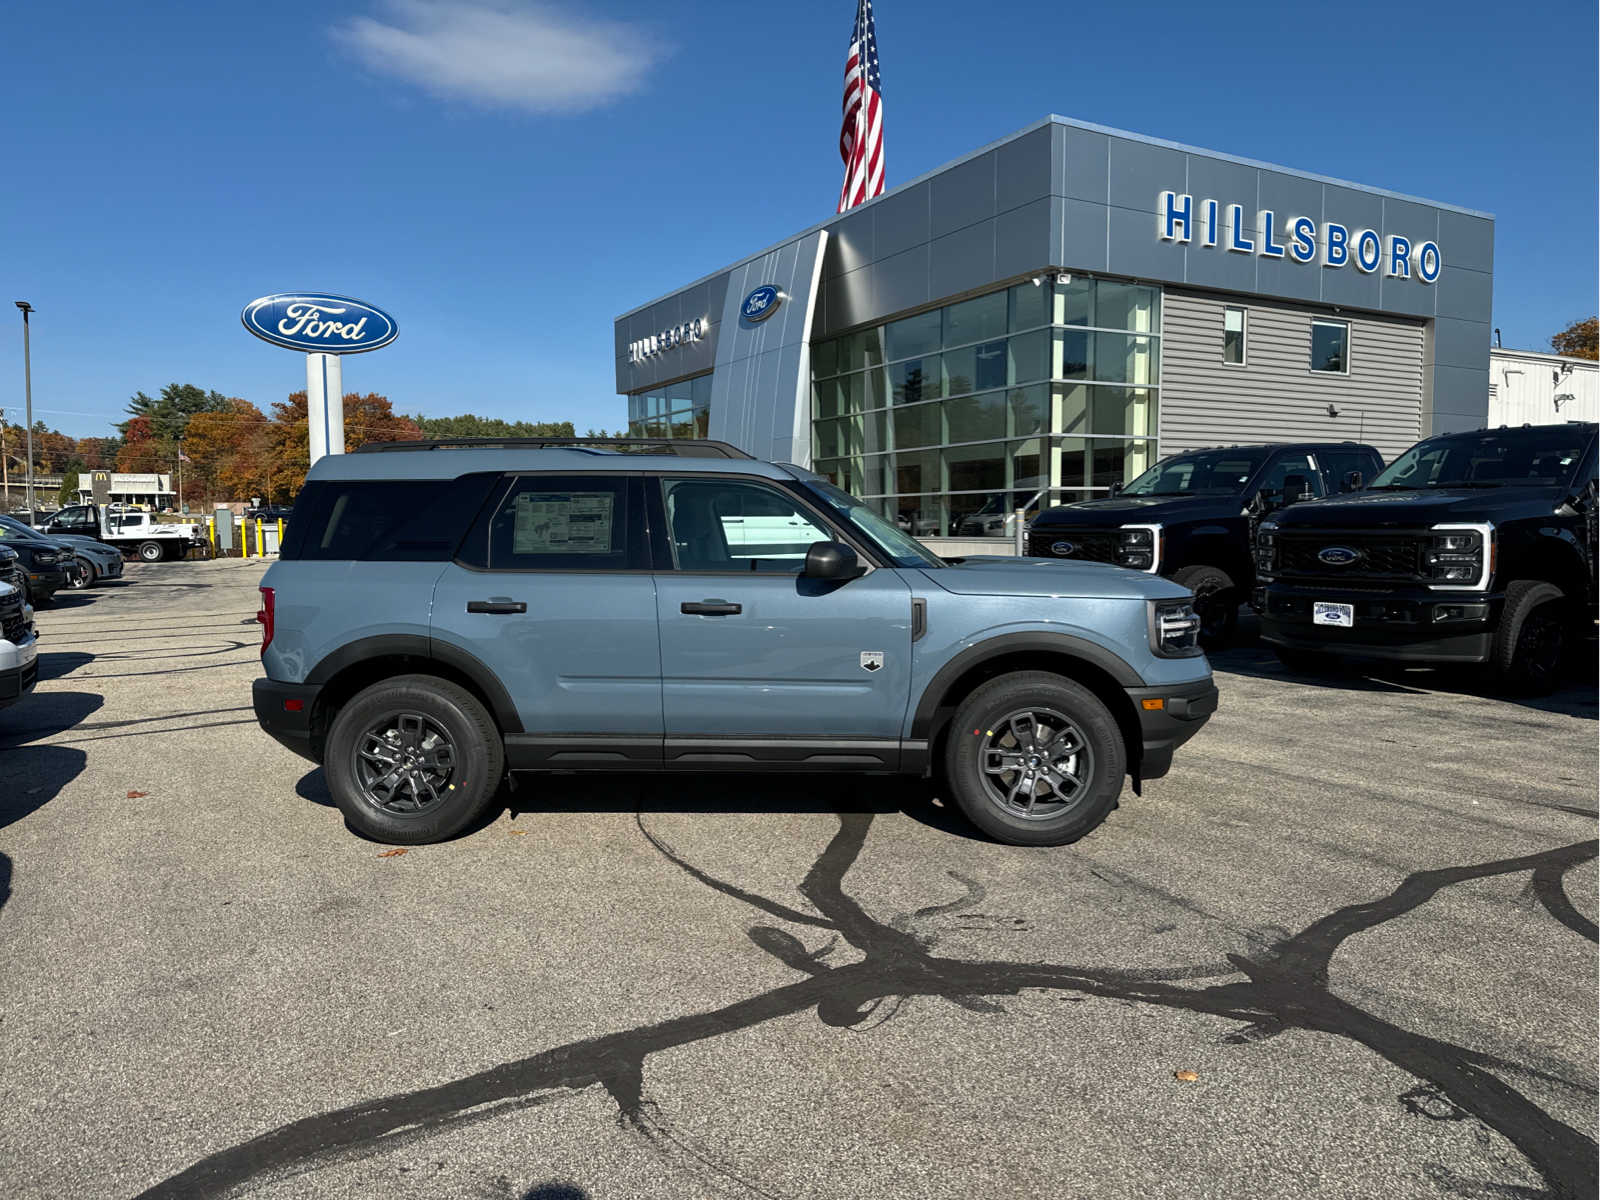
37 504 206 562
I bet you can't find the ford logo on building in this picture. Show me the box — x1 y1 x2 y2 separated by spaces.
740 285 782 325
1317 546 1361 565
1050 541 1075 557
241 293 398 354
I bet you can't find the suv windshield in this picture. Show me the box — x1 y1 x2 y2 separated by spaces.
1369 427 1593 490
803 480 944 568
1122 448 1271 497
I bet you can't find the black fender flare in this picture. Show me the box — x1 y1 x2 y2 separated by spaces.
304 634 524 732
909 632 1143 741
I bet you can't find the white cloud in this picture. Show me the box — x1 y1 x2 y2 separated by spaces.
332 1 665 114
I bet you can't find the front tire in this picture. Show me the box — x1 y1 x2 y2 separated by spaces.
1492 580 1568 695
943 671 1126 847
65 558 91 590
325 674 504 844
1172 564 1237 646
136 540 164 563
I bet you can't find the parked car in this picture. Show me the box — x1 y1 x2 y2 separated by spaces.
243 504 294 521
0 545 23 595
0 522 69 605
38 503 205 562
0 574 38 710
0 513 122 589
253 438 1217 848
9 507 58 527
1256 422 1599 693
1027 442 1384 644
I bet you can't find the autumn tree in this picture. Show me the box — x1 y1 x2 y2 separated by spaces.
184 398 270 501
268 392 421 499
1550 317 1598 361
116 415 166 473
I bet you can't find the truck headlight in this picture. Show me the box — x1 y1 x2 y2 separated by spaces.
1426 523 1493 590
1148 598 1203 658
1119 524 1161 572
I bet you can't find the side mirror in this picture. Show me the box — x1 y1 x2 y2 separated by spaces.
1108 481 1124 497
1343 470 1364 492
1281 473 1311 503
802 540 859 580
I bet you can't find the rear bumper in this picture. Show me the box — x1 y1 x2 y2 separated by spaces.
1125 676 1218 781
252 677 321 762
1259 583 1499 663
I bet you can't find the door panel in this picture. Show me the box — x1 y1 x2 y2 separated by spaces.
651 476 913 740
431 475 662 742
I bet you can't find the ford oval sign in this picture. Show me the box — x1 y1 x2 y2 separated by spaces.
1317 546 1361 566
740 284 782 325
241 293 398 354
1050 541 1075 557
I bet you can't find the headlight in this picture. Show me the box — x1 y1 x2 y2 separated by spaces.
1118 524 1161 572
33 551 61 565
1426 523 1493 589
1148 598 1203 658
1255 520 1278 576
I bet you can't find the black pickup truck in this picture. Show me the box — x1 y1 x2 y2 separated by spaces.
1027 441 1383 643
1255 422 1598 693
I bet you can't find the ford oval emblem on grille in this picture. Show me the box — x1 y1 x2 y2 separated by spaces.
1051 541 1075 557
1317 546 1361 565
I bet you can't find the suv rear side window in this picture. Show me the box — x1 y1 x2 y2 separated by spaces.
283 475 499 561
458 475 647 571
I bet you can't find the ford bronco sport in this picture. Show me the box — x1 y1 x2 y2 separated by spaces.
253 439 1217 846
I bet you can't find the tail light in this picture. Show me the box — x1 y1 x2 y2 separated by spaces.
257 586 275 657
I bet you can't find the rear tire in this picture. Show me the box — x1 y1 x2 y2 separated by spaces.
943 671 1125 847
1492 580 1567 695
136 540 164 563
325 674 504 844
1172 564 1237 647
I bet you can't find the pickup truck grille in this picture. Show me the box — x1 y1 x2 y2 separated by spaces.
0 594 25 644
1027 528 1121 563
1274 532 1424 582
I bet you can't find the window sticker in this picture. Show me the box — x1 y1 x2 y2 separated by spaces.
511 492 614 555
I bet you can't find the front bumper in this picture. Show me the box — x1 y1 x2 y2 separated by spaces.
1258 582 1498 663
0 631 40 708
252 677 322 762
26 568 66 599
1125 676 1218 781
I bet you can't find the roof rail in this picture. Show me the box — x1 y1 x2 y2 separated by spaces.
352 437 755 459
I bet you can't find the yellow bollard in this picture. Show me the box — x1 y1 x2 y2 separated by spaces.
277 517 284 554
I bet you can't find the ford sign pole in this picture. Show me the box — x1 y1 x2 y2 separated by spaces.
305 352 344 462
241 294 397 468
14 301 34 515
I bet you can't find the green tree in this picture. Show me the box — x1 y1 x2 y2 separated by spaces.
1550 317 1598 361
122 383 232 442
58 469 79 506
406 412 576 439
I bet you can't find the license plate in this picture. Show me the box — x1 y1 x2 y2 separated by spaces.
1313 602 1354 628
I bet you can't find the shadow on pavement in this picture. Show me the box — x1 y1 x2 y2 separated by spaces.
0 689 104 750
36 592 99 611
294 767 983 844
36 651 95 681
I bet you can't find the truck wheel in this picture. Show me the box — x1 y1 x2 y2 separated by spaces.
943 671 1125 847
1172 564 1237 646
1492 581 1568 695
136 540 164 563
325 674 505 844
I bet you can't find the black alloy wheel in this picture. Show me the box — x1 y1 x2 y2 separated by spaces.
64 559 91 590
977 707 1095 821
353 711 458 816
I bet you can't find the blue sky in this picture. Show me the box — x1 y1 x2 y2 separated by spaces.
1 0 1595 440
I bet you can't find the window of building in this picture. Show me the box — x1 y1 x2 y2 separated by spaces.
1310 319 1350 374
809 274 1164 537
625 373 712 440
1223 307 1246 366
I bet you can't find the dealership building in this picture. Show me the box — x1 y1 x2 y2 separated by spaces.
615 115 1494 540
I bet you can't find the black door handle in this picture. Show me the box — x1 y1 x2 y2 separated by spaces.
467 600 526 614
681 599 741 616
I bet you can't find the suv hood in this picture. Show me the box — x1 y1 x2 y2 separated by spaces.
921 556 1189 600
1270 485 1562 529
1031 494 1242 527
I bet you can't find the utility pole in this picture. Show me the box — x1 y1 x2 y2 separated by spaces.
1 407 8 509
14 302 35 515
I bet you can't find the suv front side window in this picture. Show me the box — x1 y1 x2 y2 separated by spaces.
660 478 833 572
53 506 95 531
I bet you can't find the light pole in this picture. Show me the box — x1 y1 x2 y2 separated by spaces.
14 302 34 516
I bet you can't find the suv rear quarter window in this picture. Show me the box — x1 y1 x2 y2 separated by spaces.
456 475 648 571
282 475 500 561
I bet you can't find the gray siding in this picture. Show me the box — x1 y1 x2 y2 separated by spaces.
1159 290 1423 461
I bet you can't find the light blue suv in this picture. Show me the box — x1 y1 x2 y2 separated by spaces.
253 439 1217 846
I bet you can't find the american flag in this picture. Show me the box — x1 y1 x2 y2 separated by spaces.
836 0 884 213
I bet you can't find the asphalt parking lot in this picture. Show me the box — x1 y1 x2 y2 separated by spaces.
1 559 1595 1200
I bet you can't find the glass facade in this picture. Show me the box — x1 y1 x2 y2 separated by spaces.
626 373 712 439
810 276 1161 538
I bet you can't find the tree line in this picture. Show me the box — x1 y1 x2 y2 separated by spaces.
3 384 617 507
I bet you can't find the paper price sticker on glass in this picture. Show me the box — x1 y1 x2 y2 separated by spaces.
512 492 615 555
